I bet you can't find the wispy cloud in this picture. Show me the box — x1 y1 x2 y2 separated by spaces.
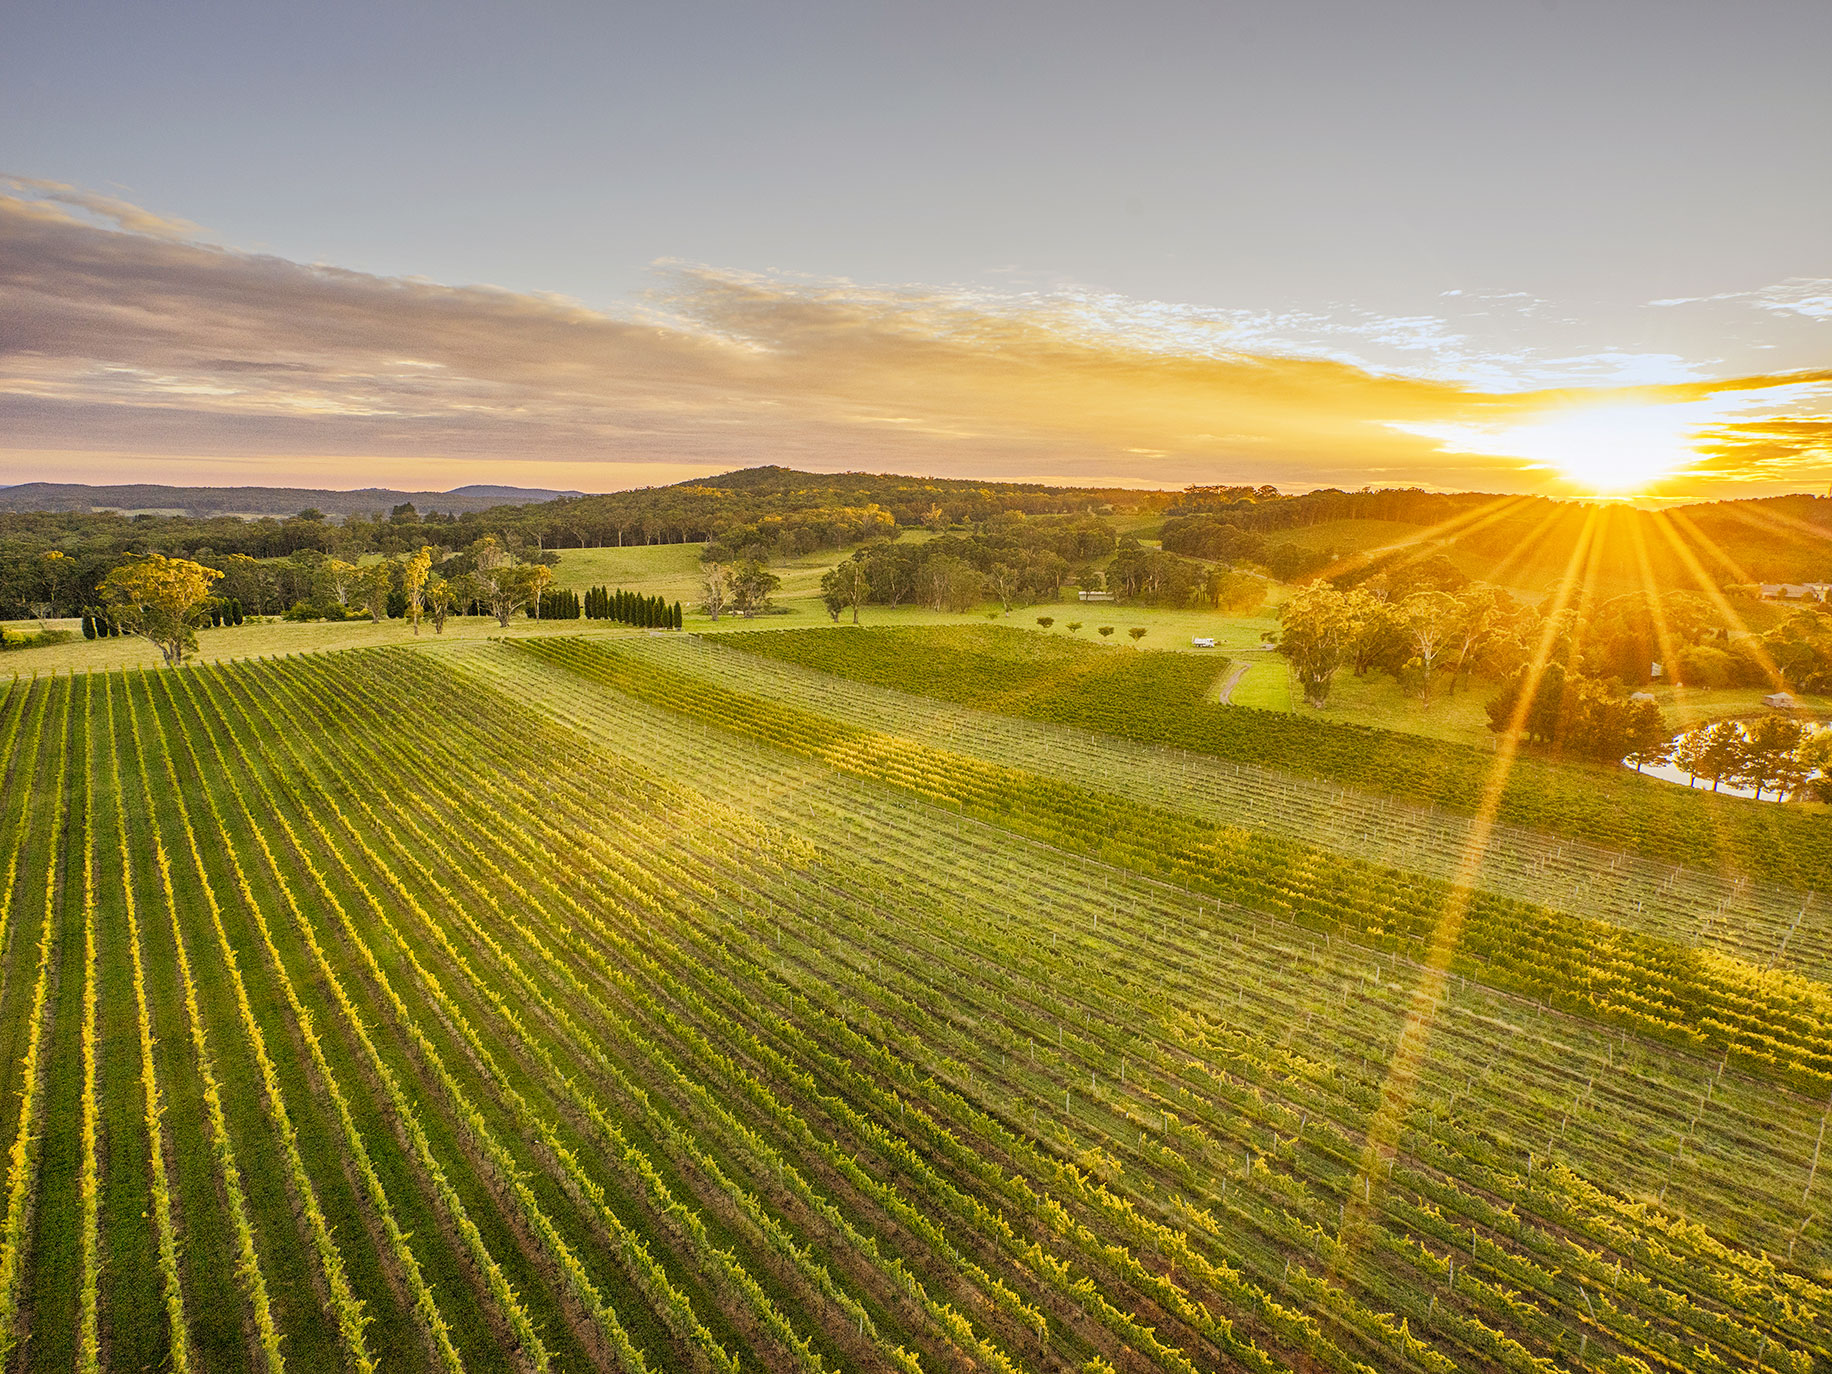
1650 276 1832 321
1 182 1827 497
1 175 209 241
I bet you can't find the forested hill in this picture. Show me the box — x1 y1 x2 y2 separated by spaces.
523 465 1175 544
1171 486 1832 588
0 481 581 518
8 465 1832 616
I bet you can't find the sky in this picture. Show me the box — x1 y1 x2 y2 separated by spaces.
2 0 1829 501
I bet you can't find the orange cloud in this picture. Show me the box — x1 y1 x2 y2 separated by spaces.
1 186 1827 496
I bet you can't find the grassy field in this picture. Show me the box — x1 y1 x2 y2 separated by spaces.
631 634 1832 978
11 573 1804 743
3 529 1799 738
1319 669 1832 748
551 540 860 606
547 541 721 599
0 612 646 675
719 624 1832 892
0 637 1828 1371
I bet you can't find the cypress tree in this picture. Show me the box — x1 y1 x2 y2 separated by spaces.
81 612 96 641
673 600 683 629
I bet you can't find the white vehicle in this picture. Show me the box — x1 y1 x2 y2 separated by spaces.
1191 637 1216 648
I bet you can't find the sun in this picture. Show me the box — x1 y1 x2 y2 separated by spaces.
1484 401 1706 494
1393 398 1719 497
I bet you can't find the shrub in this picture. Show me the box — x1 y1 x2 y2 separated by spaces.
1674 645 1735 688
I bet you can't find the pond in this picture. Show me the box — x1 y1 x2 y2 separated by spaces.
1622 755 1772 801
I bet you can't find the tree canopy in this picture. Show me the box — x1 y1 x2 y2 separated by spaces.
99 553 223 666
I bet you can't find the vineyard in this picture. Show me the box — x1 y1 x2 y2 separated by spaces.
710 626 1832 894
627 636 1832 983
0 639 1828 1373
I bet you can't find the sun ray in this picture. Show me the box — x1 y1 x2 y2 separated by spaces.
1477 501 1582 594
1648 510 1785 690
1305 493 1534 587
1662 506 1772 593
1334 504 1605 1262
1624 512 1689 702
1569 501 1623 625
1621 515 1751 880
1701 500 1832 551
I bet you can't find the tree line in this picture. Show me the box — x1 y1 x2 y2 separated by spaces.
1662 716 1832 800
1274 576 1832 701
1269 574 1832 773
0 466 1172 618
65 537 568 666
581 586 683 629
804 515 1264 619
14 465 1832 627
1164 486 1832 587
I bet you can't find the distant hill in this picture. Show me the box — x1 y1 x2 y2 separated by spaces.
0 482 582 519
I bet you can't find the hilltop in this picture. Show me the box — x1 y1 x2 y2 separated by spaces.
0 481 581 519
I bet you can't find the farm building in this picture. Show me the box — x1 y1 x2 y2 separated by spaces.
1758 582 1832 601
